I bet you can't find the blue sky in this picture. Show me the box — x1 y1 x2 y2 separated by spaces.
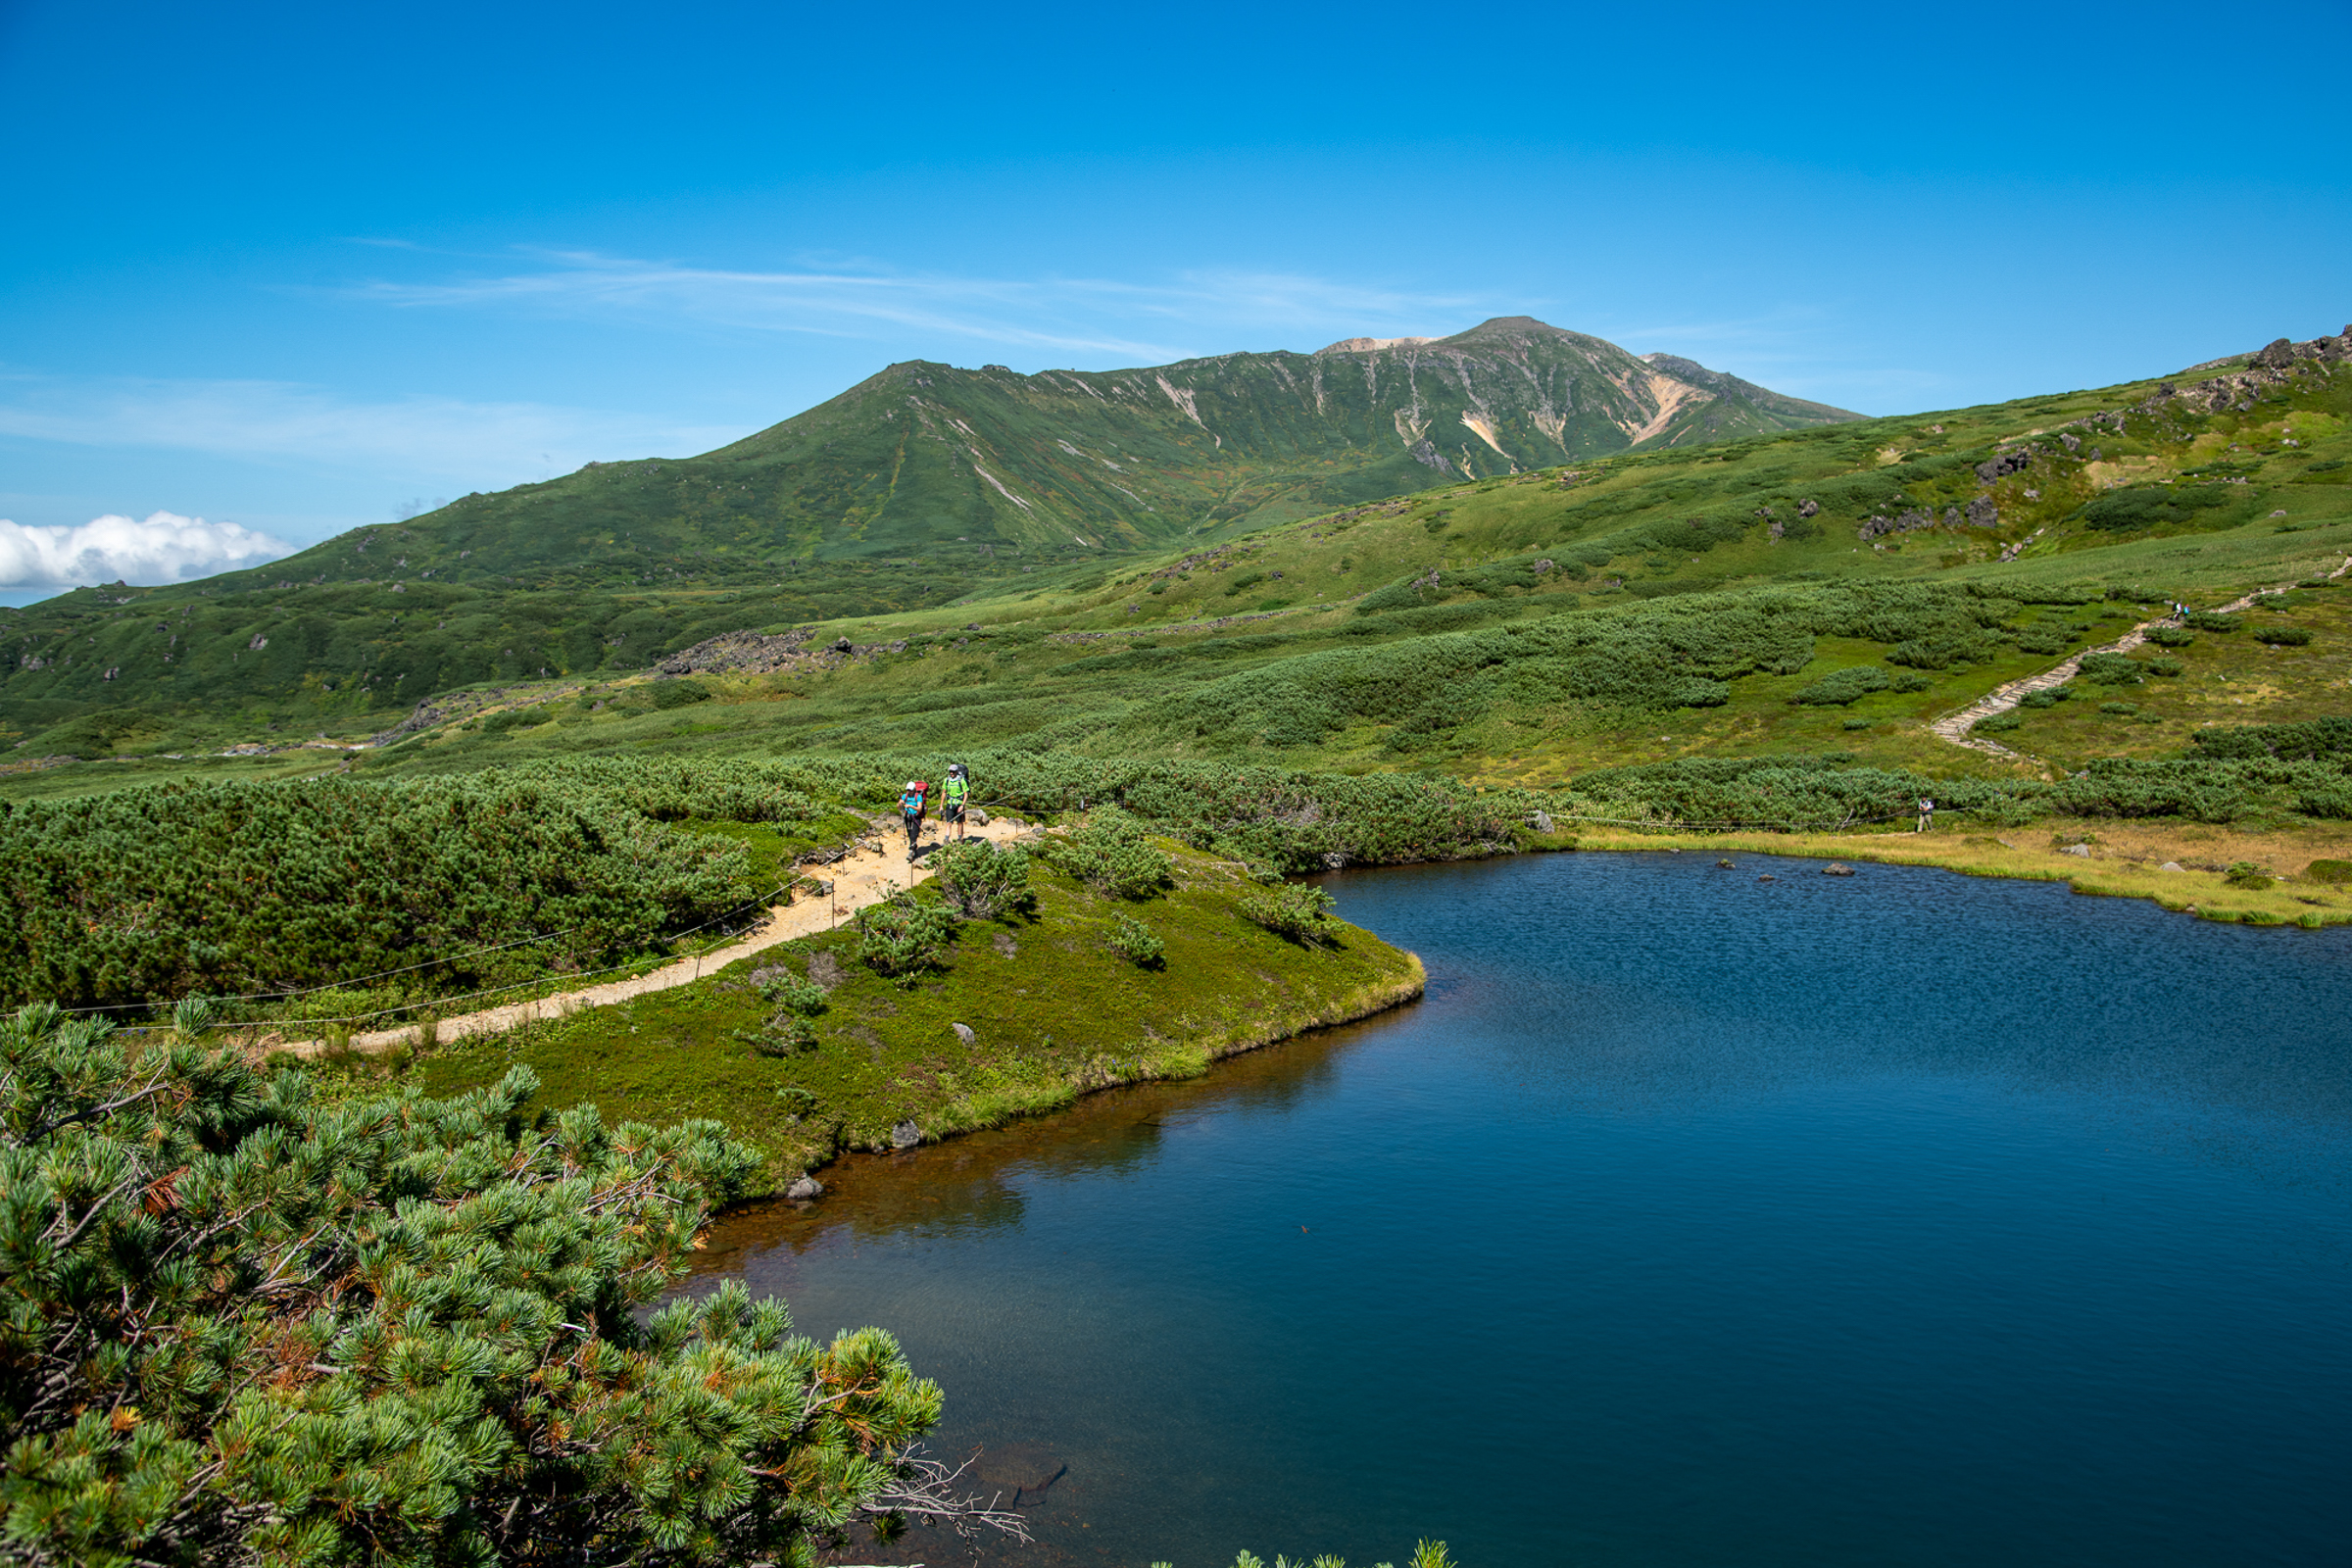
2 0 2346 597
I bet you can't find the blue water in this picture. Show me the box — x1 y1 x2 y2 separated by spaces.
687 853 2352 1567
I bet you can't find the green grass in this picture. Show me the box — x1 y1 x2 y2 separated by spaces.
0 319 1852 750
5 340 2348 808
404 841 1424 1191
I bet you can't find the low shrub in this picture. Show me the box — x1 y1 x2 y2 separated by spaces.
2078 652 2144 685
931 839 1038 920
2146 627 2196 648
2081 484 2236 531
1238 882 1340 943
1973 712 2022 733
2019 686 2072 709
0 1006 945 1568
855 893 960 984
2188 715 2352 761
2146 657 2184 676
1105 913 1165 967
2185 611 2241 632
651 678 712 709
742 1011 818 1056
1788 665 1890 706
754 967 829 1017
2224 861 2273 890
2099 702 2138 714
2254 624 2313 646
1041 808 1174 900
2305 858 2352 885
1890 672 1934 693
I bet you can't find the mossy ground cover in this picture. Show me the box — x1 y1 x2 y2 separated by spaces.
402 840 1424 1191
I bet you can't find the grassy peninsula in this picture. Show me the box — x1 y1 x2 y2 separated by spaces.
400 837 1424 1192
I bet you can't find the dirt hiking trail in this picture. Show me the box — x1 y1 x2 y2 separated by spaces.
264 814 1037 1060
1930 556 2351 759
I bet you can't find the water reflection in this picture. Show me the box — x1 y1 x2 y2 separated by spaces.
693 1022 1361 1262
682 851 2352 1568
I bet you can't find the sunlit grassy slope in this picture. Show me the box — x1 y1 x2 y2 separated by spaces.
6 334 2346 797
0 318 1853 744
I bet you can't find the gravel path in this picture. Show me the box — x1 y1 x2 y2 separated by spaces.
1929 555 2351 759
265 815 1035 1059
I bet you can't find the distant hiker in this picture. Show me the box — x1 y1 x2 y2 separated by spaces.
943 761 971 842
900 779 929 859
1917 797 1936 834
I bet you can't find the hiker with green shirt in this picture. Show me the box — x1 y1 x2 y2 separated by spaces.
942 761 971 842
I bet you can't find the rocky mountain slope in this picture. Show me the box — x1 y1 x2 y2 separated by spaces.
0 318 1853 738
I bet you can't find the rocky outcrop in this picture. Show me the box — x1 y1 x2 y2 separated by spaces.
655 627 907 677
1975 450 2033 485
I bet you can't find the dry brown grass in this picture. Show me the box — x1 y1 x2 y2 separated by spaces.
1561 816 2352 928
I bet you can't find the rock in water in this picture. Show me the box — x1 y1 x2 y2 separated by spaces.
1821 863 1855 876
976 1442 1066 1500
891 1119 923 1149
785 1175 823 1200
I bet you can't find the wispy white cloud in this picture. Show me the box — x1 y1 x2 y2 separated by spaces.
0 372 744 486
344 249 1496 365
0 512 293 587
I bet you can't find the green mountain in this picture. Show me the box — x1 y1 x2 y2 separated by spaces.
0 318 1855 744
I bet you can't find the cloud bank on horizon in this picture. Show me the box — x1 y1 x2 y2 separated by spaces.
0 513 294 588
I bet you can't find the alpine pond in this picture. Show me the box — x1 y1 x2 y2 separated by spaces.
681 851 2352 1567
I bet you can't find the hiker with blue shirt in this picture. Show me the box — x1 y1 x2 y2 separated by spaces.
900 779 929 861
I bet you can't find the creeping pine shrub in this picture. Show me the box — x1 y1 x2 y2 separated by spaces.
755 968 829 1017
2188 715 2352 761
651 677 712 709
0 1005 963 1568
855 892 960 983
2019 685 2073 709
1788 665 1890 706
2146 657 2185 676
1973 712 2022 733
2078 652 2145 685
2080 484 2235 531
2305 858 2352 885
742 1012 817 1056
2254 624 2313 646
2186 611 2242 632
2225 861 2274 889
1043 808 1174 899
2147 627 2196 648
1238 882 1340 943
931 839 1038 919
1105 913 1165 967
2099 702 2138 714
